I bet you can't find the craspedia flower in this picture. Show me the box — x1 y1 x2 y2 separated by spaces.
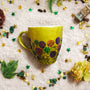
50 51 56 58
47 40 54 47
44 47 50 53
56 37 60 44
57 44 61 51
39 41 46 48
71 60 90 82
35 47 43 55
34 40 39 45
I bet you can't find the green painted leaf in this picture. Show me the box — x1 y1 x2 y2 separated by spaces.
48 0 56 13
1 61 18 79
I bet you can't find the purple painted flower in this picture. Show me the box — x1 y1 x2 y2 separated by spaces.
37 56 41 60
57 44 61 51
50 51 56 58
39 41 46 48
56 37 60 44
35 47 43 55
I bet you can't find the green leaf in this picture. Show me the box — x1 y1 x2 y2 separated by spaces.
48 0 56 13
1 60 18 79
7 61 18 73
1 61 6 73
84 73 90 82
3 72 16 79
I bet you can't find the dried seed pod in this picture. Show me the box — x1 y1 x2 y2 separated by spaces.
58 78 60 80
38 9 43 12
43 9 46 12
6 32 9 38
0 9 5 28
35 0 40 5
75 5 90 22
83 18 89 22
85 55 88 58
43 87 46 89
87 56 90 61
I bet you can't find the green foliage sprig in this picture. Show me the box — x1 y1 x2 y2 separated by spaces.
1 60 18 79
48 0 56 13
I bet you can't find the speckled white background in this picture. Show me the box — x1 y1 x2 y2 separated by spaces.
0 0 90 90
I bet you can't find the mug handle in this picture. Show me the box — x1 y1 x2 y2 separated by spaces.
18 31 31 51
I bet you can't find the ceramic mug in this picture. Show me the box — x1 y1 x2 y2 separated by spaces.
18 26 63 65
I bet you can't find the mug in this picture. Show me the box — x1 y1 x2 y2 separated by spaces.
18 26 63 65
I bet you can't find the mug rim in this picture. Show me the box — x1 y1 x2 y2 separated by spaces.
28 26 63 30
28 25 62 27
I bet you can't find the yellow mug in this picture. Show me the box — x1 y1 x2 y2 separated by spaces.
18 26 63 65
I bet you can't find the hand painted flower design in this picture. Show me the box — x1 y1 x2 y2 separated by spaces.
57 44 61 51
28 38 32 49
37 56 41 60
44 47 50 53
31 42 35 49
47 40 54 47
56 37 60 44
34 40 39 45
39 41 46 48
50 51 56 58
35 47 43 55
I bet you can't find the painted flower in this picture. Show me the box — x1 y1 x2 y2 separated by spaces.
37 56 41 60
44 47 50 53
28 38 32 49
57 44 61 51
50 51 56 58
61 39 62 43
43 55 48 59
47 40 54 47
31 43 35 49
56 37 60 44
35 47 43 55
34 40 39 45
39 41 46 48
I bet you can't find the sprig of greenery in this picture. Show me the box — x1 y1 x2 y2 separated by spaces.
48 0 56 13
1 60 18 79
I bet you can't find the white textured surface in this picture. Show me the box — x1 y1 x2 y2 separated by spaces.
0 0 90 90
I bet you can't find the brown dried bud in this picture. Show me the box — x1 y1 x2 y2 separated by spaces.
0 9 5 28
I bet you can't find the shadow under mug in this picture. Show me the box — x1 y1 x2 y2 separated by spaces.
18 26 63 65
